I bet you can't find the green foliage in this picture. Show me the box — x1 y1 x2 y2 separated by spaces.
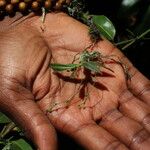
82 61 100 73
67 0 116 42
0 112 11 124
50 50 104 74
0 1 149 150
67 0 85 20
2 139 33 150
92 15 116 41
116 29 150 50
116 0 150 50
50 63 80 72
0 112 34 150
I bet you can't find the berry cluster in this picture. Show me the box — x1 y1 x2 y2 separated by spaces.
0 0 70 17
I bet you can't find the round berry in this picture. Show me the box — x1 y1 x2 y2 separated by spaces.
54 1 62 10
44 0 51 10
31 1 40 11
18 2 27 12
5 4 14 14
0 0 6 8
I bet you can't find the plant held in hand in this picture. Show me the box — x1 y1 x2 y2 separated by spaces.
48 47 130 112
47 0 131 113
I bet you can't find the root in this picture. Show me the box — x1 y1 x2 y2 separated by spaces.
48 48 131 112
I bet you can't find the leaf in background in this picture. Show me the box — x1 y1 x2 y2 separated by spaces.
82 61 100 73
2 143 11 150
50 63 79 72
9 139 33 150
118 0 140 17
92 15 116 41
121 0 140 9
0 112 11 124
134 5 150 34
117 0 142 27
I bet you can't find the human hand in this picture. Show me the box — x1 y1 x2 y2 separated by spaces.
0 12 149 150
40 13 150 150
0 13 57 150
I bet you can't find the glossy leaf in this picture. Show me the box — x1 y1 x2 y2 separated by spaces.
82 61 100 73
50 63 79 72
0 112 11 124
9 139 33 150
92 15 116 40
119 0 140 13
118 0 140 25
121 0 140 8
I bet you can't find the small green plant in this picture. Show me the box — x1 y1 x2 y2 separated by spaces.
46 0 133 113
48 46 130 112
50 50 104 74
47 0 134 113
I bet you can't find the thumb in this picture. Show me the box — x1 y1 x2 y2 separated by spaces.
0 85 57 150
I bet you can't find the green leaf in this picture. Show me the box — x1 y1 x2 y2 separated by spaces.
92 15 116 40
119 0 140 16
0 141 5 145
9 139 33 150
82 61 100 73
50 63 79 72
0 112 11 124
2 143 11 150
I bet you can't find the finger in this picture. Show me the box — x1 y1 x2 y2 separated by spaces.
119 56 150 105
48 108 128 150
42 13 150 103
93 40 150 105
100 109 150 150
119 89 150 132
127 68 150 105
0 89 57 150
70 122 128 150
49 14 150 104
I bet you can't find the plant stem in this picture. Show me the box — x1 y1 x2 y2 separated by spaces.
41 7 46 23
116 29 150 50
116 39 134 46
0 122 16 139
137 29 150 39
122 39 136 50
143 37 150 40
80 13 91 25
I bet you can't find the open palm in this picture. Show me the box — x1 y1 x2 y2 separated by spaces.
0 12 149 150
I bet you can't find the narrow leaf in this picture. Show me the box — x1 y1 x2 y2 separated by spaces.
92 15 116 40
50 63 79 72
0 112 11 124
82 61 100 73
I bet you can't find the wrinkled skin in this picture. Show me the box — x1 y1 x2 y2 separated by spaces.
0 13 150 150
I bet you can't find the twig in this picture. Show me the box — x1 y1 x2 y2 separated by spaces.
0 122 16 139
115 29 150 50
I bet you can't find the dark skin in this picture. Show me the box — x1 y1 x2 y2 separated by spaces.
0 12 150 150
